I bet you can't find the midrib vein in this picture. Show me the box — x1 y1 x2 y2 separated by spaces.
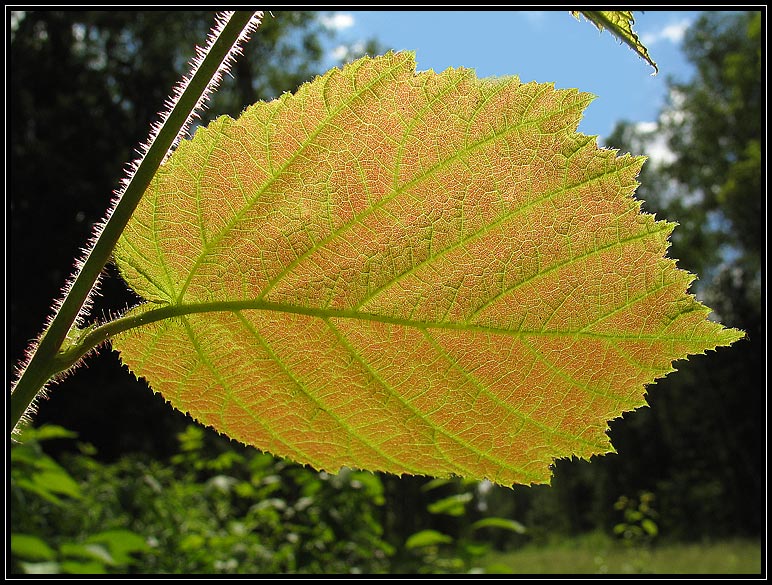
109 298 717 344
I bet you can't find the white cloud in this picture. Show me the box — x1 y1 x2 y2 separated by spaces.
321 13 355 31
635 121 658 134
660 88 688 126
633 121 676 167
329 41 367 64
645 134 677 166
641 18 691 46
331 45 349 61
661 20 690 43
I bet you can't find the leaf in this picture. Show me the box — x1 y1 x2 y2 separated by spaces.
12 458 83 506
420 478 454 493
421 477 478 492
30 470 82 500
112 52 742 486
59 542 115 566
471 517 526 534
641 518 659 537
427 493 474 516
85 530 151 565
18 562 61 575
405 530 453 549
573 11 658 74
11 534 57 561
17 424 78 443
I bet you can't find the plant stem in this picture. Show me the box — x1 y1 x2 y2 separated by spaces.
10 11 261 433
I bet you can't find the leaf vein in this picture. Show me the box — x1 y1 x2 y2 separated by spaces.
258 84 581 302
176 55 411 302
182 314 324 468
235 312 417 473
422 329 599 480
325 317 480 478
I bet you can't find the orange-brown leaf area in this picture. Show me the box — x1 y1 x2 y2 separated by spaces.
113 52 742 486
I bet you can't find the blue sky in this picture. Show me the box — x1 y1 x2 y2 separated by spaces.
319 10 703 141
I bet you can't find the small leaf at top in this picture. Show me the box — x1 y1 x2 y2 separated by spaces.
112 52 741 486
574 11 659 74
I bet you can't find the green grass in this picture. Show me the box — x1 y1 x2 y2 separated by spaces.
483 533 762 575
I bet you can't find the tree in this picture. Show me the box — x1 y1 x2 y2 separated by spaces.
593 10 762 539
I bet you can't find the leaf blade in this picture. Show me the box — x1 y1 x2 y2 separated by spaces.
113 53 742 486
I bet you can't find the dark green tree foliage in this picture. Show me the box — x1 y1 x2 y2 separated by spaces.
10 425 393 574
541 11 762 540
666 11 761 270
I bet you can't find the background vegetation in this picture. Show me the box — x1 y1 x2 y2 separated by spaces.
9 10 762 574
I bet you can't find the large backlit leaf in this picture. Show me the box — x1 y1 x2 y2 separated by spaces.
112 52 741 486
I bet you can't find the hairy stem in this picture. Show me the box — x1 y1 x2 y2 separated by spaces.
10 11 262 433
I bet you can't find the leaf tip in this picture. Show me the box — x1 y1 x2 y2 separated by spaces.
574 10 659 75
